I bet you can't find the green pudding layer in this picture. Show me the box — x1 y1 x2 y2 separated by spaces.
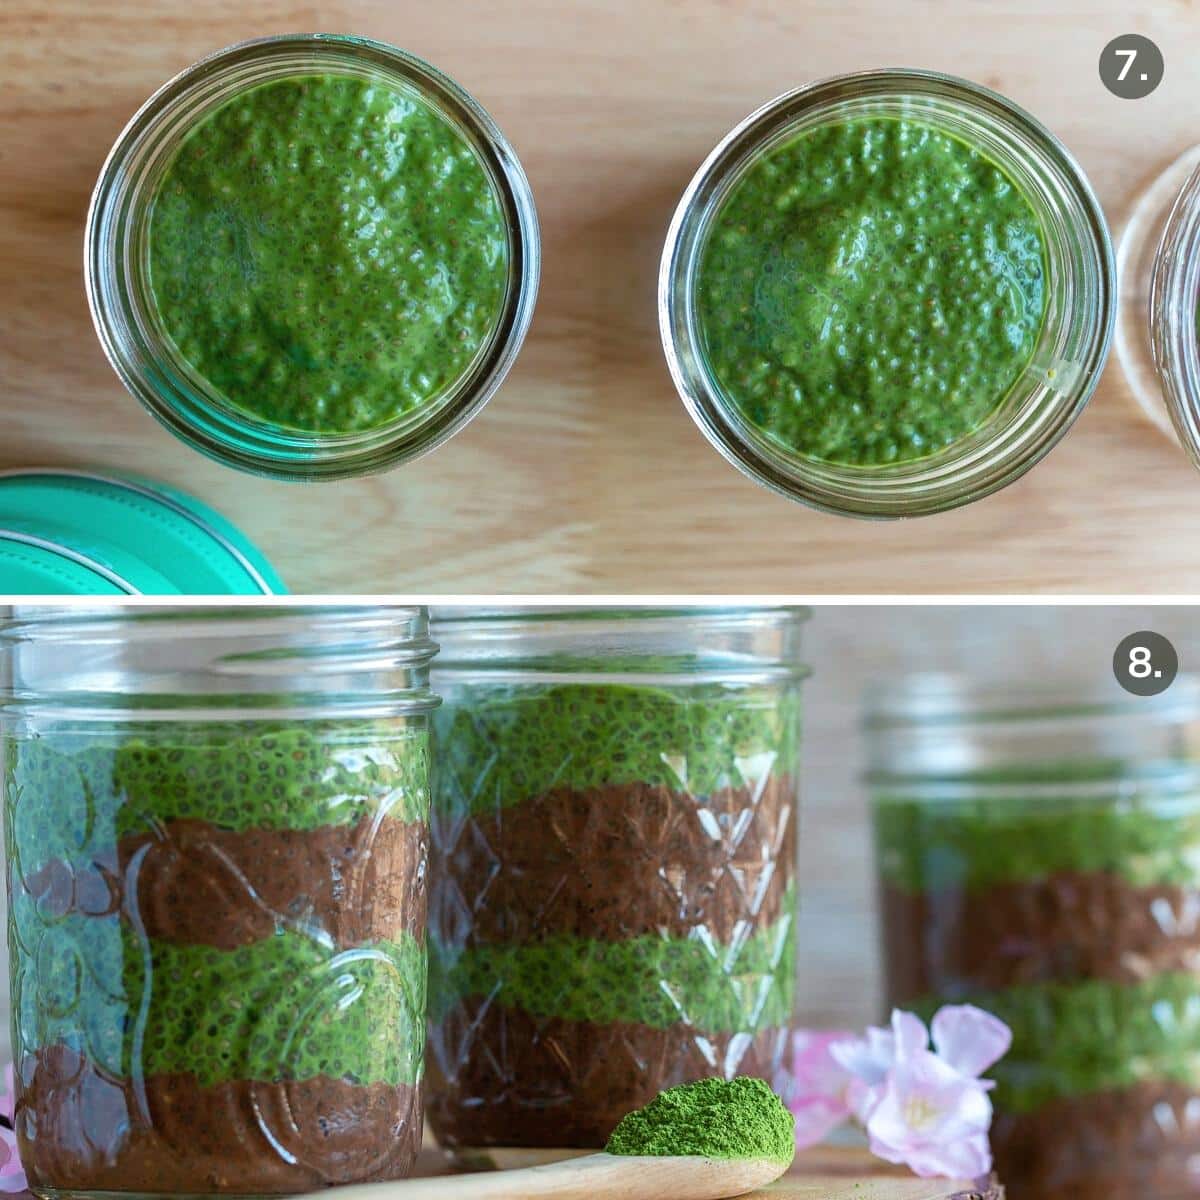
7 723 429 875
914 973 1200 1114
434 682 800 811
874 783 1200 893
9 902 425 1087
697 116 1047 466
430 898 794 1031
148 73 509 435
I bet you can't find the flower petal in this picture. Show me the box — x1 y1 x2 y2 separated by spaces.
789 1030 855 1146
892 1131 994 1180
0 1128 24 1192
931 1005 1013 1079
791 1095 851 1149
793 1030 856 1095
846 1077 883 1125
830 1024 895 1086
890 1009 929 1062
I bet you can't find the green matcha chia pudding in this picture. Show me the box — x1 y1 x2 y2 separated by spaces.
86 35 539 481
867 677 1200 1200
661 69 1114 517
1 607 440 1196
425 608 808 1150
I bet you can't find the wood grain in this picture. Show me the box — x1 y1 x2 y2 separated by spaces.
1 0 1195 594
408 1146 996 1200
324 1152 785 1199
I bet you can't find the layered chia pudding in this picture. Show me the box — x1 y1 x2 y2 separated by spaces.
1 607 439 1196
425 608 807 1149
868 678 1200 1198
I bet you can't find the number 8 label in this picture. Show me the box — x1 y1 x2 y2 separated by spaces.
1114 631 1177 696
1129 645 1153 679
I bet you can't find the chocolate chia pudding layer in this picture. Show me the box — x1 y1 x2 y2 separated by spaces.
990 1081 1200 1198
20 1044 422 1193
881 873 1200 995
427 1004 788 1147
6 722 432 1194
430 778 795 945
22 813 425 950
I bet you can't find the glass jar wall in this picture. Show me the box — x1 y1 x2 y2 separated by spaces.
1 606 439 1196
867 676 1200 1199
1116 147 1200 466
425 607 808 1151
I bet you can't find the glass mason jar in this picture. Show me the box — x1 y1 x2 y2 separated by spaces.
86 35 540 482
425 607 808 1152
866 675 1200 1199
1 606 439 1196
1115 146 1200 464
660 69 1115 518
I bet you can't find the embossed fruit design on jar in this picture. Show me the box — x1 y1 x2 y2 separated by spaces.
1 607 439 1196
424 607 808 1151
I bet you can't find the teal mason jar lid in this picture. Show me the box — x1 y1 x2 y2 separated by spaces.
0 469 285 595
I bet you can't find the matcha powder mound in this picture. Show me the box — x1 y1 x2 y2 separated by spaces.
605 1076 796 1165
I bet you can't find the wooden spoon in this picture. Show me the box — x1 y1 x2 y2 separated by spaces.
309 1153 789 1200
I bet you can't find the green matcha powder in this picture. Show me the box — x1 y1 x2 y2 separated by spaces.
605 1077 795 1164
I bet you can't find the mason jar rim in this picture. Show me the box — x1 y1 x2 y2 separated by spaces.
0 604 441 721
1151 155 1200 469
432 604 810 685
659 67 1116 519
85 33 540 482
868 762 1200 805
864 670 1200 728
864 670 1200 799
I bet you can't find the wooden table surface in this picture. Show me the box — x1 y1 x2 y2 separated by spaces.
3 1150 996 1200
415 1145 999 1199
2 0 1196 595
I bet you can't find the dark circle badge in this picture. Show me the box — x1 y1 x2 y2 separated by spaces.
1113 631 1178 696
1099 35 1164 99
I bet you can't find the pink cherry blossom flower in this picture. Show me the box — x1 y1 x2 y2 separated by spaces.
0 1064 27 1193
865 1047 994 1179
789 1030 855 1148
789 1004 1011 1180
